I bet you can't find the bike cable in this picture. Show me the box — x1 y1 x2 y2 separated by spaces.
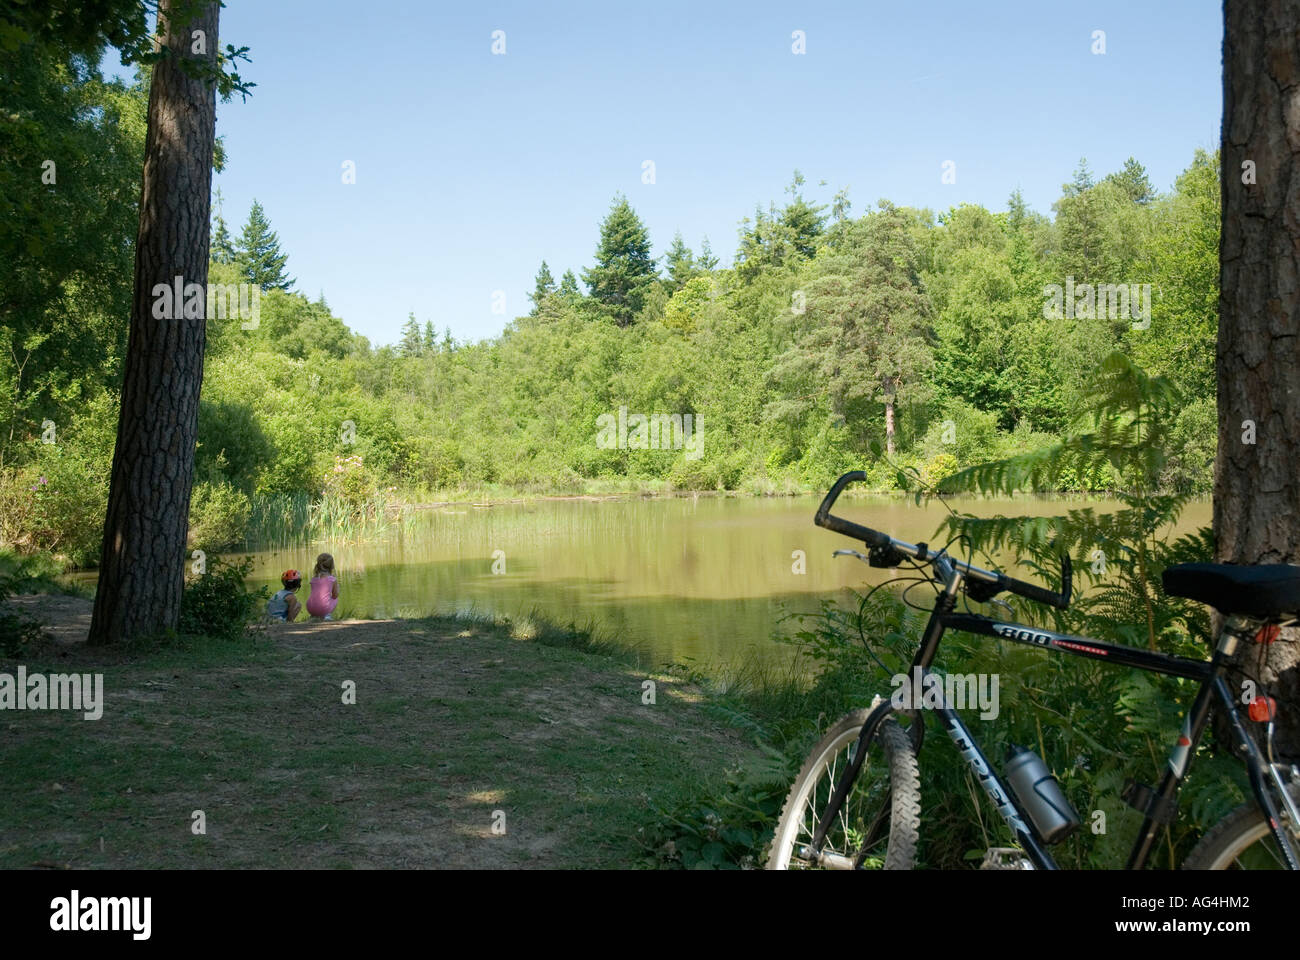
854 573 930 677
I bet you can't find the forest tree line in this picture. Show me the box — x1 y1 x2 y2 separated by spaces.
1 50 1219 567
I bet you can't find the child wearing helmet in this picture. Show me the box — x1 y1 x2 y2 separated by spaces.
267 569 302 622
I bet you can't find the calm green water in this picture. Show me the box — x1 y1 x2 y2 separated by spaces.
246 495 1212 673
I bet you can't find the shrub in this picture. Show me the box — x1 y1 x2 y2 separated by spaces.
322 453 377 509
189 480 252 551
666 453 719 490
179 556 267 641
0 549 62 656
639 755 793 869
254 416 322 496
0 576 45 658
920 400 1000 467
1 455 106 567
920 452 959 488
1161 397 1215 494
196 398 276 493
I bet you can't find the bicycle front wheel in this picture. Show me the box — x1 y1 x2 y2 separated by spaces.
766 710 920 870
1183 783 1300 869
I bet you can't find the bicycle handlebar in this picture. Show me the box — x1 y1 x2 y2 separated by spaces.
815 470 1073 611
814 471 892 548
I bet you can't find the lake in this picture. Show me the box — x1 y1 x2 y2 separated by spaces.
244 494 1213 674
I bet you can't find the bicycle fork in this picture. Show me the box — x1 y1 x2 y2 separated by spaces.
805 560 963 866
803 697 895 867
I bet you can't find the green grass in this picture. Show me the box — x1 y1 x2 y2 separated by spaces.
0 609 758 869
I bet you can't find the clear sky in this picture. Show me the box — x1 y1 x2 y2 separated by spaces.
189 0 1223 347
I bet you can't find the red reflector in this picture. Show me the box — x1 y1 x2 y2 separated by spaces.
1256 625 1281 644
1249 696 1277 723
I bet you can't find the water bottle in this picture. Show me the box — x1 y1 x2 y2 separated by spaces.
1004 745 1079 844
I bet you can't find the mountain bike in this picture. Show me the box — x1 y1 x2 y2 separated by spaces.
766 470 1300 870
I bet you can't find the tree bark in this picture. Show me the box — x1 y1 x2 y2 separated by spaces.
884 382 897 457
1215 0 1300 757
88 1 219 645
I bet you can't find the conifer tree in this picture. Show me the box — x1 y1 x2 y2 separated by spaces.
664 232 696 292
236 198 294 291
400 312 422 356
211 187 235 264
696 237 719 271
582 194 657 325
530 260 556 312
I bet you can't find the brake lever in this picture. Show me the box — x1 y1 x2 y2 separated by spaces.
989 597 1016 619
832 549 871 564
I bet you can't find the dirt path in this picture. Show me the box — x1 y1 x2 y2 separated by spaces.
2 596 757 869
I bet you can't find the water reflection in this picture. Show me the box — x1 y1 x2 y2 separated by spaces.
242 495 1212 673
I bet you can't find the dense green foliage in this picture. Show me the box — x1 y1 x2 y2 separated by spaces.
188 149 1216 528
178 555 267 641
0 549 61 656
0 0 254 99
1 47 1220 568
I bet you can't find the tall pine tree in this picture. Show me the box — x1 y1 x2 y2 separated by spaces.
211 186 235 264
781 170 828 259
1104 157 1156 205
664 232 696 292
1215 0 1300 758
399 312 422 356
89 0 222 644
765 203 934 456
582 194 657 326
1052 159 1106 278
530 260 556 313
236 198 294 291
696 236 719 271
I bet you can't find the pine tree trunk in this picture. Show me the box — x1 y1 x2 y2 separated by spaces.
87 1 219 645
1214 0 1300 757
884 388 897 458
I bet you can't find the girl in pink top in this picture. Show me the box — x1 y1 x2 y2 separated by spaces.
306 552 339 620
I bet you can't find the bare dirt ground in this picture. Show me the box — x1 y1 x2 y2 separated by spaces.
2 595 757 869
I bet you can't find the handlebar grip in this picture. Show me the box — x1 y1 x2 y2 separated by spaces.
1004 577 1066 610
815 471 892 549
1001 555 1072 610
815 470 866 522
819 513 893 549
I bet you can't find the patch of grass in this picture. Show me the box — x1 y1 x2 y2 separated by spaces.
0 608 757 869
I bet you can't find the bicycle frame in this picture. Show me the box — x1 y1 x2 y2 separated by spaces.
809 556 1300 870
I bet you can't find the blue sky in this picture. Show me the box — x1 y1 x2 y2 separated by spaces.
185 0 1223 346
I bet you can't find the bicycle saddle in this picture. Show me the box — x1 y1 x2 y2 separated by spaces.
1162 562 1300 619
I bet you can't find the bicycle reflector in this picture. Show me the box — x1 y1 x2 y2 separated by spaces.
1248 696 1277 723
1255 624 1281 644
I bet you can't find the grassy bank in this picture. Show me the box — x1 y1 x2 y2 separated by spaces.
0 600 760 869
237 479 815 548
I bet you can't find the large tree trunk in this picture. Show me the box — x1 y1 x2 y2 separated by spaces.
1215 0 1300 757
87 1 219 645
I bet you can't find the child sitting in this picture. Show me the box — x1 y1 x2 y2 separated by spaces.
266 570 302 622
306 552 339 621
